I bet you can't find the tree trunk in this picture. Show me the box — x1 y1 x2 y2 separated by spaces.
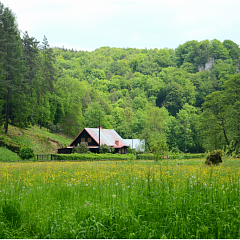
221 119 229 146
40 47 46 129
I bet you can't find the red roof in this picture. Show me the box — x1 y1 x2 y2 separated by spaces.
69 128 128 148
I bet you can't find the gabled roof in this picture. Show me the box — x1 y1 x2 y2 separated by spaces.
69 128 128 148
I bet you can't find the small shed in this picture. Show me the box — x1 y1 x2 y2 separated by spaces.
58 127 129 154
123 139 145 152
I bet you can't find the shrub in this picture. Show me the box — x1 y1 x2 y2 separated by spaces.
127 147 136 155
19 147 35 160
72 143 88 154
205 150 223 165
100 144 114 154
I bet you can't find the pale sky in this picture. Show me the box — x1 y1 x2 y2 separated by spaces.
3 0 240 51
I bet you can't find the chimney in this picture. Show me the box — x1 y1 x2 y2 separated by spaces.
115 140 119 146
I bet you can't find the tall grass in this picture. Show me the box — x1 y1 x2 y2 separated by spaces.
0 160 239 238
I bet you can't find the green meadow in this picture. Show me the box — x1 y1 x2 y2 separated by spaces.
0 159 239 239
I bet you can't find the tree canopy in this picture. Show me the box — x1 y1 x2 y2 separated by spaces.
1 2 240 154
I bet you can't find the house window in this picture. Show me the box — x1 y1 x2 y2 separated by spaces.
88 138 92 143
81 138 85 142
122 148 125 154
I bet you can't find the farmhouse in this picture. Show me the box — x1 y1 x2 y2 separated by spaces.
58 127 129 154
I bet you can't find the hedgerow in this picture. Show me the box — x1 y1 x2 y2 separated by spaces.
136 153 206 160
52 153 135 161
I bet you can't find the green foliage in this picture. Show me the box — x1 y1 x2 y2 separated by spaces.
127 147 136 154
170 147 182 154
1 0 240 155
225 140 236 156
0 3 26 133
99 144 113 154
84 102 111 129
19 147 35 160
223 39 240 61
200 74 240 153
136 153 205 160
55 75 85 137
72 142 88 154
169 153 206 160
225 140 240 158
209 39 229 60
175 40 201 72
47 121 62 133
53 153 135 161
205 150 223 165
152 139 168 161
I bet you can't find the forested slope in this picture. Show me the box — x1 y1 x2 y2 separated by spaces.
1 2 240 155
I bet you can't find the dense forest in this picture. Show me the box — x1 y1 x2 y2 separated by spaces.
1 2 240 155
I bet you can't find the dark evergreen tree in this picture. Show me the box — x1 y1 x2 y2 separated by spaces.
21 31 40 126
0 3 26 133
39 35 56 128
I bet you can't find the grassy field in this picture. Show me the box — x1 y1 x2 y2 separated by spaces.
0 159 239 239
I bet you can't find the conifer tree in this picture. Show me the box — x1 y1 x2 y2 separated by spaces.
21 31 40 126
0 3 25 133
39 35 55 128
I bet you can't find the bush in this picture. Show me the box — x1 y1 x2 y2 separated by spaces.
72 143 88 154
205 150 223 165
19 147 35 160
100 144 114 154
127 147 136 155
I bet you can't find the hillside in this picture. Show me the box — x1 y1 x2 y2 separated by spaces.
0 124 72 160
1 2 240 155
